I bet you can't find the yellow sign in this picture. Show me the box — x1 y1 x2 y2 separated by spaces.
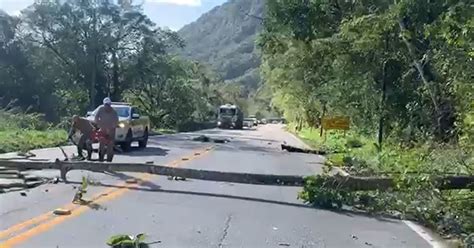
322 116 350 130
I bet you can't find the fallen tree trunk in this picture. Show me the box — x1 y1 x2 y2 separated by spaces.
0 160 306 186
281 144 332 155
322 174 474 191
0 160 472 190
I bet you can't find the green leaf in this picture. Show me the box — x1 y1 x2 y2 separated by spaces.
119 239 135 248
81 176 88 192
135 233 147 243
106 235 132 246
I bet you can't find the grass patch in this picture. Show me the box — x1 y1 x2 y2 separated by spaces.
0 109 68 153
0 130 68 153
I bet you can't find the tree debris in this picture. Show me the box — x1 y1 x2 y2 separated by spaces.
281 144 327 155
125 178 138 184
193 135 211 142
53 208 71 215
0 160 472 190
192 135 230 144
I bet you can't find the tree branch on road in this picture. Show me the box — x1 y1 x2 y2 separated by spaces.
0 160 472 190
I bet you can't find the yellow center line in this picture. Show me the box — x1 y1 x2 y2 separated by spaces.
0 146 213 248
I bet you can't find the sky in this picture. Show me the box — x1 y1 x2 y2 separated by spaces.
0 0 227 30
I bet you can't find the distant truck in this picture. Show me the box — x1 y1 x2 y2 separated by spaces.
217 104 243 129
72 102 151 151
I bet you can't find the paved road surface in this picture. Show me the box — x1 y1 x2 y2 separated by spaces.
0 125 435 247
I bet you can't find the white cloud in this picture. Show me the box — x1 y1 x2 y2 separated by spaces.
146 0 202 6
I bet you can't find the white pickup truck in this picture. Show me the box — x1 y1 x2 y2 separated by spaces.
73 102 151 151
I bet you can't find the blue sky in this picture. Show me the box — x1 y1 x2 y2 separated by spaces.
0 0 227 30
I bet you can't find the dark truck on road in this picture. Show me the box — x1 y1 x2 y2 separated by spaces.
217 104 244 129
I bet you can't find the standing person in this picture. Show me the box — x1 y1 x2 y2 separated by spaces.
68 115 94 160
94 97 119 162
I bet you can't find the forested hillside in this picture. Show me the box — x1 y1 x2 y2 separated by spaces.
259 0 473 243
176 0 264 91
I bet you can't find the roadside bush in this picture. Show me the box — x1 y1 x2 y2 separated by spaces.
0 108 50 131
295 127 474 245
0 108 67 153
346 138 364 148
0 130 67 153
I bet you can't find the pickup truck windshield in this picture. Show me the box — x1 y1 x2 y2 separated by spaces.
113 106 130 118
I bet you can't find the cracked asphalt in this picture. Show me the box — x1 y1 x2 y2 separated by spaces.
0 124 434 248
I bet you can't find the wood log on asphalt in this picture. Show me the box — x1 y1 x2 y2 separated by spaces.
281 144 327 155
323 174 474 191
0 160 472 190
0 160 306 186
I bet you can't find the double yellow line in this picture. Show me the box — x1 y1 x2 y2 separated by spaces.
0 146 213 248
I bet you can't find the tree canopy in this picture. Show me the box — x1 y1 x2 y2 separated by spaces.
259 0 473 144
0 0 227 128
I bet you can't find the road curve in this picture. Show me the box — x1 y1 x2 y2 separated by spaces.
0 125 434 247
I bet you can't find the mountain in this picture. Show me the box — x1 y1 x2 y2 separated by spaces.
176 0 265 91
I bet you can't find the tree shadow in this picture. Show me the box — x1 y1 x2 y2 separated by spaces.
123 147 169 157
74 199 107 211
80 171 162 191
65 180 397 223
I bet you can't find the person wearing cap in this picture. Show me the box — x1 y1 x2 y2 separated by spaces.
68 115 94 160
94 97 119 162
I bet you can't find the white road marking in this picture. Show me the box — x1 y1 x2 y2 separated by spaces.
403 220 447 248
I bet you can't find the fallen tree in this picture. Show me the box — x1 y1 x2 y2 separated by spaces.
0 160 472 190
0 160 305 186
281 144 328 155
319 174 473 191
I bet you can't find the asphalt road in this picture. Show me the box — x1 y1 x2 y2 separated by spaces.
0 125 436 248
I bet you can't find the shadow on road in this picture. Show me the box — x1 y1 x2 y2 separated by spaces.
75 199 107 211
123 146 170 157
147 138 205 150
103 171 162 190
65 180 397 223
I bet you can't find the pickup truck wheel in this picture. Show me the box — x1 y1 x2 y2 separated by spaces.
138 129 148 148
120 130 133 152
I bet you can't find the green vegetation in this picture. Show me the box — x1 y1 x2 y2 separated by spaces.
260 0 473 143
0 109 67 153
1 0 260 154
0 0 231 130
261 0 473 244
177 0 264 90
0 130 67 154
293 126 473 243
107 233 148 248
175 0 279 117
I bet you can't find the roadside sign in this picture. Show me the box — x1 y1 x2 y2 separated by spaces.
321 116 350 130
